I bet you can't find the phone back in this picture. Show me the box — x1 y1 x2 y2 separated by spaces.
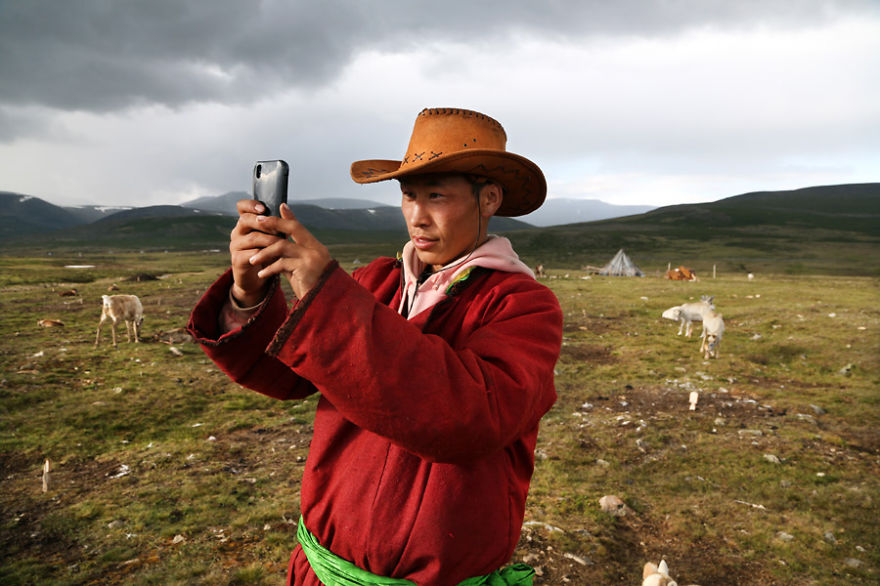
253 160 289 216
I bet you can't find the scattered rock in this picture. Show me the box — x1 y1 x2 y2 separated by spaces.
599 495 629 517
523 521 564 533
738 429 763 438
171 534 185 545
563 552 591 566
777 531 795 542
109 464 131 479
763 454 781 464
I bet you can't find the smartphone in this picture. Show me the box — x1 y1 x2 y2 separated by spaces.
252 160 289 217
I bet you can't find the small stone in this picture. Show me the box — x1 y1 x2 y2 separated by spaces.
172 534 185 545
844 558 863 569
824 531 837 544
599 495 628 516
563 552 590 566
763 454 781 464
777 531 794 542
738 429 763 438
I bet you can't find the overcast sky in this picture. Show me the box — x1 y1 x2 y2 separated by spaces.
1 0 878 212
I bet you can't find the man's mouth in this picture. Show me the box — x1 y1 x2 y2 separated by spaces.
412 236 437 250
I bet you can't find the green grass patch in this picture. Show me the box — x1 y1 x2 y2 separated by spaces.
1 250 878 584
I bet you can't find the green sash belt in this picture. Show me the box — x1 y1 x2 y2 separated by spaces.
297 516 534 586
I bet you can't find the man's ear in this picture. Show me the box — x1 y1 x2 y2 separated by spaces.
479 183 503 217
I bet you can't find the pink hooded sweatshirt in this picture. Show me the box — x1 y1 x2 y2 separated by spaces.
398 234 535 319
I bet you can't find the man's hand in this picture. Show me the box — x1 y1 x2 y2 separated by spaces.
246 203 332 300
229 199 284 307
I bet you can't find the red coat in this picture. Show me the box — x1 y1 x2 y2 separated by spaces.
188 258 562 586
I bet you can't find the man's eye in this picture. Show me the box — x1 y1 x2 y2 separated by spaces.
429 192 444 199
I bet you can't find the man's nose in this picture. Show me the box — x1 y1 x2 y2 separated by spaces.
406 200 429 227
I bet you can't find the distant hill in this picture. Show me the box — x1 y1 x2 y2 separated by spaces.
623 183 880 235
89 205 229 222
520 198 655 227
0 191 85 236
63 204 135 223
181 192 392 215
505 182 880 274
183 191 653 226
3 184 878 276
0 195 529 247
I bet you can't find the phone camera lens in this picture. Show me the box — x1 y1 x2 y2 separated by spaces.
256 164 262 178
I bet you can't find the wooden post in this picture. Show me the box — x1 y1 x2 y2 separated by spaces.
42 459 50 493
713 264 717 279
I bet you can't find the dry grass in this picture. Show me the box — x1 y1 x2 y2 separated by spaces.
1 253 878 585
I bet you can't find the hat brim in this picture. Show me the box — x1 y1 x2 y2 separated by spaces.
350 150 546 217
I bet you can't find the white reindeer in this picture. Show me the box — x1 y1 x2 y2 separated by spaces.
699 309 725 359
95 294 143 347
642 559 677 586
661 295 715 337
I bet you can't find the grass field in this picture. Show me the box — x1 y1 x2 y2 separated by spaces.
1 249 878 585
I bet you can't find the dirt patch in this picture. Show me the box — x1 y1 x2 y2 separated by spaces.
563 315 622 335
560 343 616 365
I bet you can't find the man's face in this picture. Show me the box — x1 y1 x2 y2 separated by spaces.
400 174 484 271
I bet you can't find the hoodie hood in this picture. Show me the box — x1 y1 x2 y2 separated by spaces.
398 235 534 319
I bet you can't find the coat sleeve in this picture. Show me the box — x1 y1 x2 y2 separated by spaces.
186 269 317 401
266 265 562 463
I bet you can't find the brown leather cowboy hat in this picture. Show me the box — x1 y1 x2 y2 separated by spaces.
350 107 546 217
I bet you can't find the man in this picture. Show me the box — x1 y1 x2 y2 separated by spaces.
188 107 563 586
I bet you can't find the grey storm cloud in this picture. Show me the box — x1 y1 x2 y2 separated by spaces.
2 0 875 113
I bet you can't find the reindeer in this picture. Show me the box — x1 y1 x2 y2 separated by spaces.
95 294 144 347
661 295 715 337
699 309 725 359
642 559 677 586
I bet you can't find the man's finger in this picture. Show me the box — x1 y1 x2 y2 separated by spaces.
231 228 282 252
237 198 266 215
278 203 320 247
